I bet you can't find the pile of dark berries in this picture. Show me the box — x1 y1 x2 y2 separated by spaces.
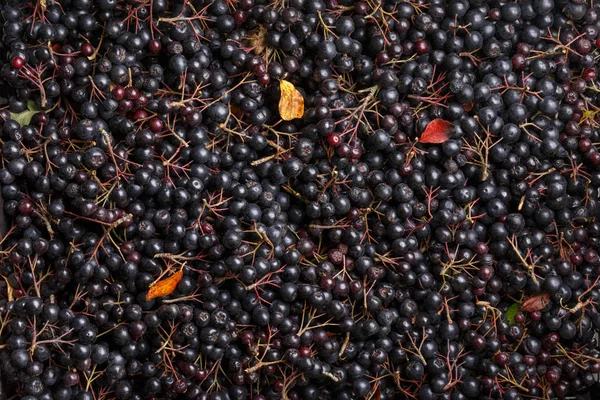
1 0 600 399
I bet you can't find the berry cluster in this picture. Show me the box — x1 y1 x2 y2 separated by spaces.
1 0 600 399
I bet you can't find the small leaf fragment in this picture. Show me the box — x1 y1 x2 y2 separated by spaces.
146 269 184 301
420 119 452 144
279 79 304 121
506 303 520 324
520 293 550 313
581 109 598 126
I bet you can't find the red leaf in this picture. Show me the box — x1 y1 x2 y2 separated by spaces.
372 385 381 400
420 119 452 144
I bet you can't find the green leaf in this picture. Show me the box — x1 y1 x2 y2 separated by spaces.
9 101 40 127
27 100 38 111
9 110 37 127
506 303 519 325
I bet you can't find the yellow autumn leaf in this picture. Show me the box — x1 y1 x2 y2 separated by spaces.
279 79 304 121
146 269 183 301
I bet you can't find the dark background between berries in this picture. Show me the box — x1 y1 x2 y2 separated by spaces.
1 0 600 399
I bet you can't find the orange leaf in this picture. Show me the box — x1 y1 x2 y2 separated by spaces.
146 269 183 301
520 293 550 312
279 79 304 121
420 119 452 144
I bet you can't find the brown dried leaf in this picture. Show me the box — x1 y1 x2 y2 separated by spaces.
245 25 267 55
420 119 452 144
462 100 475 112
279 79 304 121
520 293 550 312
146 269 183 301
230 105 244 119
